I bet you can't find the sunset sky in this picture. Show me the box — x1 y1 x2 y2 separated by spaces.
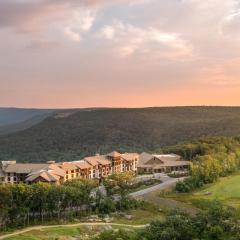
0 0 240 108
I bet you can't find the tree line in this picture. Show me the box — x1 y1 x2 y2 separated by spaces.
0 173 140 232
93 201 240 240
163 137 240 192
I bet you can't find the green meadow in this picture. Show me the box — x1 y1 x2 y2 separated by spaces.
196 174 240 199
168 173 240 209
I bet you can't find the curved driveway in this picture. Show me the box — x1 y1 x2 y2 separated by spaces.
129 177 185 198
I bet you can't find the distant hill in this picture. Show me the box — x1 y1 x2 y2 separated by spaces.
0 108 55 127
0 107 240 162
0 108 94 135
0 112 55 136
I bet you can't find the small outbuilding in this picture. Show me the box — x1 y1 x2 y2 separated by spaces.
137 152 190 174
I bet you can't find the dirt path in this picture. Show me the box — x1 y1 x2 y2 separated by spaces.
0 222 146 240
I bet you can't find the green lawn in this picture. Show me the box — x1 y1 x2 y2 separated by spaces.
195 175 240 200
169 173 240 209
135 173 240 215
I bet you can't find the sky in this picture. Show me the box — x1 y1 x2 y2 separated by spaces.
0 0 240 108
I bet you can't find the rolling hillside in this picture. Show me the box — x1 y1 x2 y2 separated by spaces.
0 108 97 135
0 108 58 135
0 107 240 162
0 108 55 127
0 111 56 136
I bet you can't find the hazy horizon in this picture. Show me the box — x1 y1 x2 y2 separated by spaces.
1 105 240 110
1 0 240 108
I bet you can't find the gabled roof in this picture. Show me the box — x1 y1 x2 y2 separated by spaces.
60 162 78 171
107 151 121 158
139 152 154 165
154 154 182 162
138 152 189 168
85 156 111 166
121 153 139 161
97 158 111 165
4 163 49 174
48 164 66 177
84 156 100 166
74 161 91 169
1 161 16 170
25 170 59 182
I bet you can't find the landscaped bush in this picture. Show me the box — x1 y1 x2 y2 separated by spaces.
167 171 189 178
128 179 162 192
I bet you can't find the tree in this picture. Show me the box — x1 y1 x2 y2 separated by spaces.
104 172 135 210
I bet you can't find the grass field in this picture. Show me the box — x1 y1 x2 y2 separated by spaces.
135 173 240 216
136 190 199 216
169 173 240 209
3 225 142 240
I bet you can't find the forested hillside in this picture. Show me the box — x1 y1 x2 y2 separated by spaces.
0 108 95 135
0 108 55 127
0 107 240 162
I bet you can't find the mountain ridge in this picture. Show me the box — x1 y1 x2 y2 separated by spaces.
0 106 240 162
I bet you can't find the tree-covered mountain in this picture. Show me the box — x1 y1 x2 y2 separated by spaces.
0 106 240 162
0 108 99 135
0 108 55 127
0 111 56 136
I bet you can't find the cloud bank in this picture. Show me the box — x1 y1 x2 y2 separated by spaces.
0 0 240 107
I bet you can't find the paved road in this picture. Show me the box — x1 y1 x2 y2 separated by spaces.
129 177 185 198
0 222 146 240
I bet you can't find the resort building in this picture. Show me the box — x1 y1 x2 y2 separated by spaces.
0 160 65 184
137 152 190 174
0 151 190 184
0 151 139 184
